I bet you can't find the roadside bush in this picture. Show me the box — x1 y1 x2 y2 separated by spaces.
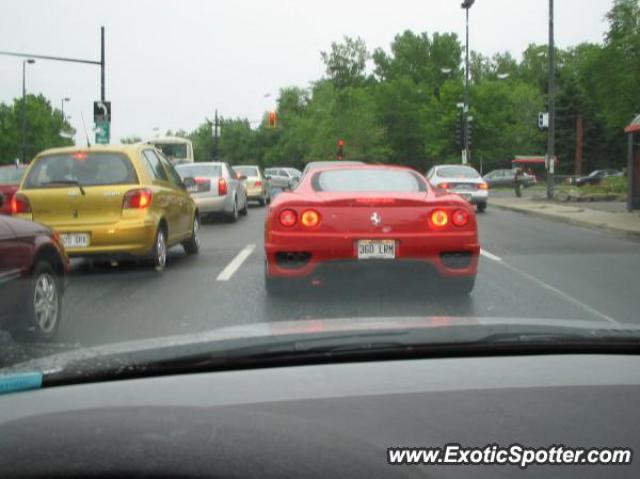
582 176 627 195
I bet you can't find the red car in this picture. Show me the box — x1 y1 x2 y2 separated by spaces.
264 164 480 295
0 163 29 215
0 215 70 341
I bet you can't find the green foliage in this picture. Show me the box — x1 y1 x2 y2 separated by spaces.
0 94 73 164
185 0 637 174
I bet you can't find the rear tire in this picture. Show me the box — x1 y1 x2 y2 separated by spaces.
442 276 476 296
477 202 487 213
228 198 239 223
182 215 200 255
150 226 167 272
240 195 248 216
14 262 62 342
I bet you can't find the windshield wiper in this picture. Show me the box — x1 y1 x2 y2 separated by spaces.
41 180 85 195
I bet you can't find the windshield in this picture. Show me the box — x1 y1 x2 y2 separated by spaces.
152 143 187 159
314 169 427 193
22 153 138 187
0 166 27 184
437 166 480 178
175 164 222 178
1 0 639 416
234 166 259 177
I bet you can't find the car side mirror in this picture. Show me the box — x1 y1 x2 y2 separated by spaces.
182 177 196 189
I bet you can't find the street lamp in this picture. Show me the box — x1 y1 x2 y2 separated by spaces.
21 58 36 163
461 0 475 165
61 97 70 127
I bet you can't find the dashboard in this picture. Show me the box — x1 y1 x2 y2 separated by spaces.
1 354 639 478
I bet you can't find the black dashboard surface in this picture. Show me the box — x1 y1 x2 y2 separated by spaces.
1 354 639 478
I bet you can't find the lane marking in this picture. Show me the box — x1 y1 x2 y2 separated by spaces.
497 260 619 325
480 249 502 262
216 244 256 281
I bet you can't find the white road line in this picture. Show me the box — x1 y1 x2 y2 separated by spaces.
480 249 503 262
498 260 620 325
216 244 256 281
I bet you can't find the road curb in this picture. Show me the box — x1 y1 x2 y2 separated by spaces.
489 202 640 240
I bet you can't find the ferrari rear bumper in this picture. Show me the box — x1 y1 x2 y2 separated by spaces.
265 232 479 279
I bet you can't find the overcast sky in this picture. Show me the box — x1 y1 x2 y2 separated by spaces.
0 0 614 144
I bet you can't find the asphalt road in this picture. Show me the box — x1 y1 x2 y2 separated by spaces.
32 197 639 350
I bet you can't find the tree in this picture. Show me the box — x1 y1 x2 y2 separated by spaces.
321 36 369 90
0 94 73 164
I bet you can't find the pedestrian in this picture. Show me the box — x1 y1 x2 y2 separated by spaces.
514 167 523 198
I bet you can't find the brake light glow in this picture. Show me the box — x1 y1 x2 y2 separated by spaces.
255 180 263 187
439 183 450 190
218 177 228 195
300 210 320 227
354 198 396 205
452 209 469 227
279 209 297 227
478 182 489 190
10 194 31 214
431 209 449 228
123 189 152 209
71 152 88 161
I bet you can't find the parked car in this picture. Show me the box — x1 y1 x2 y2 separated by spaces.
301 160 364 178
575 169 623 187
427 165 489 212
175 162 248 222
265 164 479 295
265 167 300 190
12 145 200 271
483 168 537 189
233 165 271 206
0 215 69 341
0 163 29 215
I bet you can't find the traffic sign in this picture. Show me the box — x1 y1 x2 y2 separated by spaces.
95 120 110 144
94 101 111 123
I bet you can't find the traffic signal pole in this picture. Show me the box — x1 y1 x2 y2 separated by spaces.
546 0 556 199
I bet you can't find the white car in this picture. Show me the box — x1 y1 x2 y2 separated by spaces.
426 165 489 212
175 162 248 222
234 165 271 206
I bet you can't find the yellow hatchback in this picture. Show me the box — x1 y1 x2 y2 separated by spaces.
12 144 200 271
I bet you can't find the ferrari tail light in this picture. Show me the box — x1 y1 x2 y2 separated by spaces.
279 209 297 227
452 209 469 227
11 193 31 215
218 177 228 196
123 189 152 209
300 210 320 228
255 180 263 187
478 182 489 190
431 209 449 228
439 183 450 190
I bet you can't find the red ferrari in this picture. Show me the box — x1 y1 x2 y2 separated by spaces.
264 164 480 295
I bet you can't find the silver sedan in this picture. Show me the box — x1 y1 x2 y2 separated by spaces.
426 165 489 212
175 162 248 222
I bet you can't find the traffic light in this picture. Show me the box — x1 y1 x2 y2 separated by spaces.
466 120 473 147
336 139 345 160
455 111 464 147
268 111 277 129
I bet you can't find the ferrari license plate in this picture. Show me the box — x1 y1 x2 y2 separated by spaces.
61 233 90 248
357 240 396 260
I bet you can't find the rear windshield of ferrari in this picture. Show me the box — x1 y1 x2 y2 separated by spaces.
313 169 427 193
23 153 138 188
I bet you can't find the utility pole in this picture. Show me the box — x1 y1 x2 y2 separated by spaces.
21 59 35 163
213 109 220 161
101 26 105 101
546 0 556 199
461 0 475 165
575 115 583 177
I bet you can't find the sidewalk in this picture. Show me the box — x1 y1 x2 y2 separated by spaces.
490 196 640 239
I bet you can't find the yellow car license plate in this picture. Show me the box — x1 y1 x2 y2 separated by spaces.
61 233 90 248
